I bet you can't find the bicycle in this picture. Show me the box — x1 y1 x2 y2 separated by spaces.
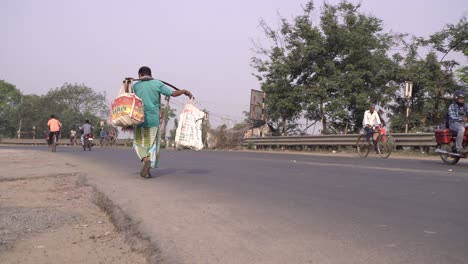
48 131 59 152
356 126 395 158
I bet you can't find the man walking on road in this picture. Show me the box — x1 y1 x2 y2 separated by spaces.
131 66 193 178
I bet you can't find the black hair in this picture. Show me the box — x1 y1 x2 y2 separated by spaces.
50 115 55 118
138 66 152 77
85 120 90 123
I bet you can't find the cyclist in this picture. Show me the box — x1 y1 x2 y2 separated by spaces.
47 115 62 145
362 104 382 141
448 90 468 154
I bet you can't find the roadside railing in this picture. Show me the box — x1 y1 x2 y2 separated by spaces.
0 138 131 146
242 133 435 148
1 133 437 149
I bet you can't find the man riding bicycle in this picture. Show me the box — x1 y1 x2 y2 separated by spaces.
363 104 382 141
47 115 62 144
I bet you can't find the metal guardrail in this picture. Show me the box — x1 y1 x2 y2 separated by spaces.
1 133 436 148
0 138 131 146
242 133 436 148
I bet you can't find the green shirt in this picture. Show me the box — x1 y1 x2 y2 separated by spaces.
133 79 173 128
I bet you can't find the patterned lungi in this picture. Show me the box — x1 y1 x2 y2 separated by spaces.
133 126 161 168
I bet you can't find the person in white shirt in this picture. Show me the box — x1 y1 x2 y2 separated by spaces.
70 129 77 146
362 104 381 140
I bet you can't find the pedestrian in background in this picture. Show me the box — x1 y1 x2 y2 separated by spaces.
100 129 107 147
70 128 77 146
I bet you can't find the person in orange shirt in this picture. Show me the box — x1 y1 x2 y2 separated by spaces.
47 115 62 144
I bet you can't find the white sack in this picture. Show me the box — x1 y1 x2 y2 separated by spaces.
175 101 205 151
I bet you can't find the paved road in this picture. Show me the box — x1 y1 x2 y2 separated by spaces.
3 146 468 263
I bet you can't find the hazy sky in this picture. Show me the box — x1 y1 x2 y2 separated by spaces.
1 0 467 127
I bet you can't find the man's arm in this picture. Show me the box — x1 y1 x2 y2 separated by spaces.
465 103 468 122
171 89 192 99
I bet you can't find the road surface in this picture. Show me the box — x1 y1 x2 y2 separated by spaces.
2 146 468 264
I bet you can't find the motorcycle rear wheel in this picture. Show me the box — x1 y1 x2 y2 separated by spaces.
439 144 460 165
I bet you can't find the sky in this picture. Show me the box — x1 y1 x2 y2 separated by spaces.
1 0 467 128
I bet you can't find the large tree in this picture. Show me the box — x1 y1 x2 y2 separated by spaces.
45 83 108 118
252 1 397 134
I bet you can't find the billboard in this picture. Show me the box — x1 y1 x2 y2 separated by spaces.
249 89 265 121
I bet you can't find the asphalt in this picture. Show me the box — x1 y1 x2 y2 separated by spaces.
2 145 468 264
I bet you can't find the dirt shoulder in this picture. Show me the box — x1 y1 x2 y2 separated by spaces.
0 149 147 264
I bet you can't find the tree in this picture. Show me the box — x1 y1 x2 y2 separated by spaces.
428 17 468 68
0 80 22 137
201 109 211 148
456 66 468 85
252 1 397 134
45 83 108 119
17 95 47 139
251 17 304 135
0 81 109 138
169 118 178 143
43 83 109 137
160 101 176 140
388 17 467 132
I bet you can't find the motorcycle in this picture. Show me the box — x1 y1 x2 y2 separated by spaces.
83 133 94 151
434 127 468 165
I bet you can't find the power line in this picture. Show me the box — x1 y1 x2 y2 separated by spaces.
169 99 245 120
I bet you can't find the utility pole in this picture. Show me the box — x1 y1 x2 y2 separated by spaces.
160 96 171 141
17 96 24 139
17 119 22 139
202 111 209 148
404 81 413 133
260 92 266 137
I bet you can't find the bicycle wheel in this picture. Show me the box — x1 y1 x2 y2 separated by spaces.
51 134 57 152
377 134 394 158
357 134 370 158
